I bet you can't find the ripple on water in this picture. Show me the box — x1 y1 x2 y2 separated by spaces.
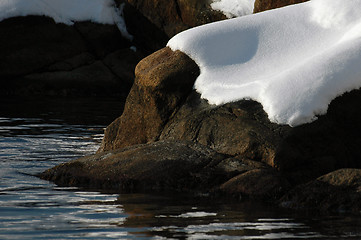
1 97 361 239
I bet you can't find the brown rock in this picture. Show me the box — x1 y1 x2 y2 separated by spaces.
98 47 200 151
216 156 269 174
254 0 309 13
160 92 283 164
280 169 361 213
40 141 227 192
41 139 288 199
220 169 290 200
120 2 169 53
119 0 226 38
97 41 361 186
159 89 361 184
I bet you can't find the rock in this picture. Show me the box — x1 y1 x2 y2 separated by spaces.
0 2 225 96
47 52 96 72
40 141 227 192
20 61 131 97
280 169 361 213
0 16 86 78
254 0 309 13
160 91 285 163
98 45 361 187
119 2 169 53
216 156 269 174
119 0 226 38
160 89 361 184
98 47 200 152
0 15 143 96
73 21 131 59
103 48 145 85
219 169 291 200
41 139 290 199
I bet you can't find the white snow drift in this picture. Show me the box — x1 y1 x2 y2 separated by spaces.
0 0 132 40
211 0 255 18
168 0 361 126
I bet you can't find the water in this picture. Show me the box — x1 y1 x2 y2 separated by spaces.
1 97 361 239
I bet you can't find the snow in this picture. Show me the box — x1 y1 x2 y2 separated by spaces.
0 0 132 40
211 0 255 18
168 0 361 126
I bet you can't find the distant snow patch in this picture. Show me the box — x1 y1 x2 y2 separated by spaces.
211 0 255 18
0 0 132 40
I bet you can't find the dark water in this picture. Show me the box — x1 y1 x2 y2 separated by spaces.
1 97 361 239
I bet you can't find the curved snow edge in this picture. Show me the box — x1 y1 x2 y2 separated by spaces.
167 0 361 127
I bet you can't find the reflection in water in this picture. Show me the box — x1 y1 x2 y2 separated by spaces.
1 97 361 239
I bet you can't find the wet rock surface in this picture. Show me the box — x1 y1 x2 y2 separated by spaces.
41 141 227 192
40 140 291 200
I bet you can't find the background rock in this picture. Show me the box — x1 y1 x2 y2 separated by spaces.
0 15 144 96
118 0 227 38
254 0 309 13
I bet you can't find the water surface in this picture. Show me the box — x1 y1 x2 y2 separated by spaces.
1 97 361 239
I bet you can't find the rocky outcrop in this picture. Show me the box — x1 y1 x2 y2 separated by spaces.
36 2 361 212
41 140 290 199
0 16 144 96
98 47 199 151
280 168 361 213
118 0 227 38
160 89 361 184
78 46 361 210
254 0 309 13
99 47 361 185
41 141 227 192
